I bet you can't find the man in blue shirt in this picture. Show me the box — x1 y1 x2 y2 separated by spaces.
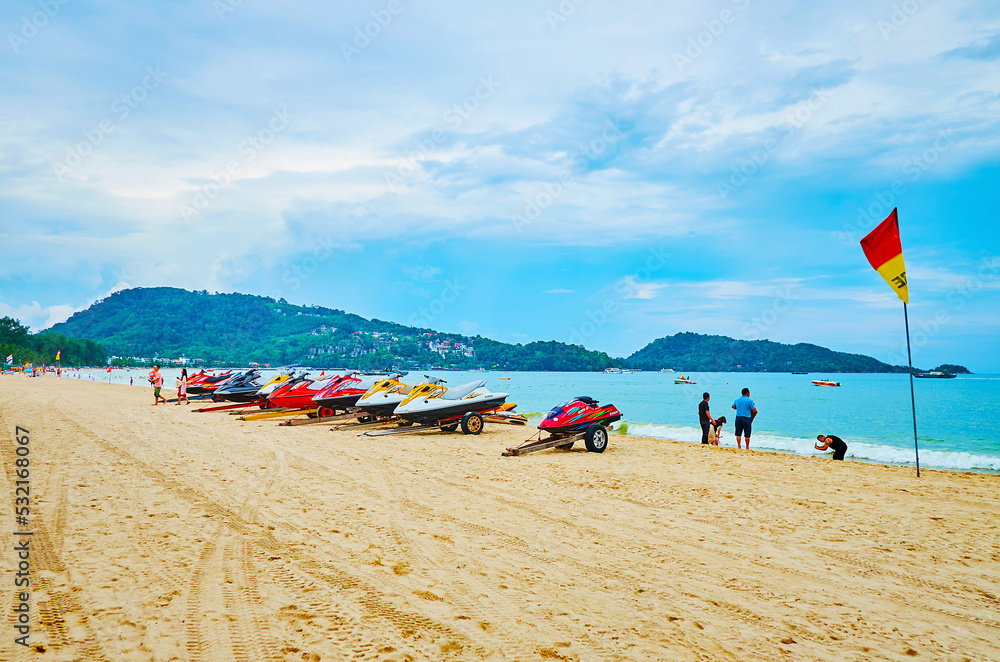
731 388 758 450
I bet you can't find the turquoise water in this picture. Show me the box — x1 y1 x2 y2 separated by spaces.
485 371 1000 472
68 367 1000 472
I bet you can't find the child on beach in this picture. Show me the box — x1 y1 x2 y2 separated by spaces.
710 416 726 445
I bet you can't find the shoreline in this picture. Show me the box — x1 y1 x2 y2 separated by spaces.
11 372 1000 475
1 375 998 661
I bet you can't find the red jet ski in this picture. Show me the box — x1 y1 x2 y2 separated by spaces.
311 372 385 417
264 373 333 410
540 396 621 434
186 370 233 395
505 396 622 456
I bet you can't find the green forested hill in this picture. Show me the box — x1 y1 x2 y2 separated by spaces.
623 332 909 373
48 287 619 371
45 288 923 372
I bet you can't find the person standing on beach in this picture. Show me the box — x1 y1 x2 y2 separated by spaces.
815 434 848 460
731 388 757 450
176 368 189 405
699 392 717 444
149 365 166 405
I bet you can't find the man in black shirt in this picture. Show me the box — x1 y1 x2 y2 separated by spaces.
815 434 848 460
699 392 716 444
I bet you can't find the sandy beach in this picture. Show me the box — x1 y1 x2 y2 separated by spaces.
1 376 998 662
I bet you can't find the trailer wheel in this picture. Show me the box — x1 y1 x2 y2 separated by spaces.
212 394 224 403
318 407 336 419
440 422 459 433
357 414 373 423
461 412 484 435
584 424 608 453
397 420 414 427
558 439 574 450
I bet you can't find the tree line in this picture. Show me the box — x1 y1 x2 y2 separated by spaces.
1 317 108 367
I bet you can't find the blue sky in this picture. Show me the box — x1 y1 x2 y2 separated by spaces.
2 0 999 370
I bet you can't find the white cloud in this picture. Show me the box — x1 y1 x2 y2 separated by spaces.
0 301 79 331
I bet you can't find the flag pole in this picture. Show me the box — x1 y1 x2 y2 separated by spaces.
903 302 920 477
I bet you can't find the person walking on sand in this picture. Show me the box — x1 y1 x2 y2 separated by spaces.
699 392 717 444
815 434 848 461
731 388 757 450
176 368 190 405
149 365 166 405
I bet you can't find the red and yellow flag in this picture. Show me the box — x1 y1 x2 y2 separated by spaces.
861 208 909 303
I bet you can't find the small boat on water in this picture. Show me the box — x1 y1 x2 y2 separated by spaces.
675 375 696 385
812 379 841 387
913 371 956 379
791 371 808 375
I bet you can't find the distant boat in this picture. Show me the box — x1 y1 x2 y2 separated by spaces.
660 368 676 373
812 379 841 387
914 371 956 379
791 371 808 375
604 367 623 374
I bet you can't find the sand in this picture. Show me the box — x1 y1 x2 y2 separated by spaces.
0 375 998 662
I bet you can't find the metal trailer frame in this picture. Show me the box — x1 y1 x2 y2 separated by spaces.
502 424 611 457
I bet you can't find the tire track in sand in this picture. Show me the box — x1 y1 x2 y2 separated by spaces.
0 408 111 661
62 415 483 660
285 450 736 662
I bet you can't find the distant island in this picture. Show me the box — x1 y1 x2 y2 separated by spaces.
1 287 961 373
624 332 914 374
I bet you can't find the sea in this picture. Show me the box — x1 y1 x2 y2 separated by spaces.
60 367 1000 474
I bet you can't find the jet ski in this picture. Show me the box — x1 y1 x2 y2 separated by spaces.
539 396 621 434
265 372 335 410
312 372 388 416
187 370 233 395
503 396 619 455
355 375 444 419
256 369 296 398
213 369 264 402
208 370 259 401
393 379 509 428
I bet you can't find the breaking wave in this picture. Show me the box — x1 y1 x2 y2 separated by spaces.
621 421 1000 472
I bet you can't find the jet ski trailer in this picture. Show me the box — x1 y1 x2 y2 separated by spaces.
503 396 620 456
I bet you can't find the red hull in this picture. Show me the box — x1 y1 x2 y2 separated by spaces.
539 397 621 434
